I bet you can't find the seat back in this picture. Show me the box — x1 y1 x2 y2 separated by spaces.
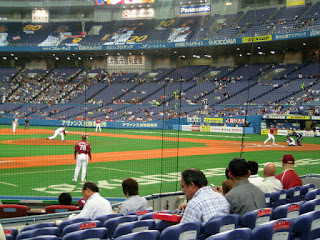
5 235 13 240
159 222 202 240
4 228 18 240
286 186 302 203
272 202 303 220
61 227 108 240
300 183 316 200
202 214 240 237
293 210 320 240
58 217 91 232
251 218 294 240
270 189 288 208
113 219 155 238
155 220 171 233
23 236 59 240
103 215 138 239
114 230 160 240
127 210 153 216
239 208 272 229
16 227 60 240
205 228 251 240
94 213 122 224
304 189 320 201
0 204 28 218
301 199 320 214
21 222 56 232
61 220 101 236
45 205 79 213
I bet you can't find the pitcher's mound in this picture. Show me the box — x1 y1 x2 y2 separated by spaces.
1 139 77 145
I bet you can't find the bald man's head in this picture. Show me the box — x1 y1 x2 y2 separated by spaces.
263 162 276 177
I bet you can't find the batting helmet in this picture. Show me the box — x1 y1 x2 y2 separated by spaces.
82 134 87 140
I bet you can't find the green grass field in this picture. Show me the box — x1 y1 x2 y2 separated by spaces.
1 125 320 200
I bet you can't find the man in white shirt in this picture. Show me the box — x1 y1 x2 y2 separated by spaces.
248 161 264 186
69 182 112 220
257 162 283 194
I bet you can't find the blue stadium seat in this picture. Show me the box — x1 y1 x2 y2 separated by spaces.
114 230 160 240
205 228 251 240
270 189 288 208
300 184 316 200
286 186 302 203
5 235 13 240
61 220 101 236
155 220 172 233
103 215 138 239
301 199 320 214
16 227 60 240
239 208 273 229
58 218 91 232
272 202 304 220
61 227 108 240
20 222 56 232
23 236 59 240
251 218 294 240
159 222 202 240
4 228 18 240
94 213 123 224
127 209 153 216
304 188 320 201
293 210 320 240
113 219 155 239
202 214 240 238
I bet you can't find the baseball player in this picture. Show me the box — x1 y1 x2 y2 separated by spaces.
264 124 277 145
47 126 66 141
285 135 296 146
24 117 30 130
293 132 304 146
73 134 92 182
12 117 19 133
95 117 101 132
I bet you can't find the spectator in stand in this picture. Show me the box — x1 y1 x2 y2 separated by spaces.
223 158 266 216
276 154 302 189
117 178 148 215
221 167 234 195
257 162 283 193
248 161 264 186
179 168 230 225
68 181 112 220
58 192 72 205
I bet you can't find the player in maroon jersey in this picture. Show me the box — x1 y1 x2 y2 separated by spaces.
264 124 277 145
95 117 101 132
73 134 92 182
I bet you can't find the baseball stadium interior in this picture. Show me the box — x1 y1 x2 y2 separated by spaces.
1 0 320 239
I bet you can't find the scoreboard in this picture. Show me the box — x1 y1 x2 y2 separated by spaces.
96 0 154 5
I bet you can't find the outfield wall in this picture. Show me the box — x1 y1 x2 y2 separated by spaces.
0 115 261 133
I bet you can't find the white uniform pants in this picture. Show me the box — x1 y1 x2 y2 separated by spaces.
264 133 275 144
74 154 88 181
96 123 101 132
12 123 17 133
48 131 64 140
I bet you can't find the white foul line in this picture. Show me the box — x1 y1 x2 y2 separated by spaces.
0 181 17 187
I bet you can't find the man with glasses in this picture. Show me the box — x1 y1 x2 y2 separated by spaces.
179 168 230 225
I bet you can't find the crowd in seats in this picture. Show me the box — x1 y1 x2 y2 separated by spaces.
1 62 320 121
0 3 319 48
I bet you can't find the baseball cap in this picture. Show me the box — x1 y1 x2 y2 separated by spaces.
281 154 295 164
82 134 87 140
